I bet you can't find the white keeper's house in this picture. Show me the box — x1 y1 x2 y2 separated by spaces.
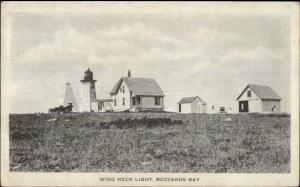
109 70 164 112
236 84 281 113
178 96 207 113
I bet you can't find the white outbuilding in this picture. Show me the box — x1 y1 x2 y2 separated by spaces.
236 84 281 113
178 96 207 113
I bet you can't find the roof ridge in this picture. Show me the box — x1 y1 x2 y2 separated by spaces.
122 76 155 79
249 83 270 87
110 76 163 96
182 96 198 99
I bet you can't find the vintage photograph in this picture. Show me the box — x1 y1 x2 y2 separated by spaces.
1 2 299 187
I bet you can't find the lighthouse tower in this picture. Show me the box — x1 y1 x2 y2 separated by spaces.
80 68 97 112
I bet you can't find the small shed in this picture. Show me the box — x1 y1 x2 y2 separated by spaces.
178 96 207 113
236 84 281 113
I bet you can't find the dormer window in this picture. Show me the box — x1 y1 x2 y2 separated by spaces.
247 90 251 98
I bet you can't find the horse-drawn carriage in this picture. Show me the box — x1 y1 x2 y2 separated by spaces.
48 103 73 113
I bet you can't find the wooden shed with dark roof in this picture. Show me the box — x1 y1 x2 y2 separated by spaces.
236 84 281 113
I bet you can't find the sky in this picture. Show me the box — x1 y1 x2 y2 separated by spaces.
6 12 291 113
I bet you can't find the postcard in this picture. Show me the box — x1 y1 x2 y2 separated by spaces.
1 2 299 186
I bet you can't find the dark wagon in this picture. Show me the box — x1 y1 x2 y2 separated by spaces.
48 103 73 113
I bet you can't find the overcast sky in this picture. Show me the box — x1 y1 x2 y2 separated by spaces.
7 12 291 113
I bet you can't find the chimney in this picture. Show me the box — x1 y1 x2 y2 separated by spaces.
128 70 131 77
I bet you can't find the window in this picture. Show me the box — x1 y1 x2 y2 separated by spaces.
123 98 125 106
98 102 102 110
123 86 125 93
91 82 94 89
212 105 214 110
241 103 244 110
137 96 140 105
247 90 251 98
179 104 181 112
155 97 160 105
132 97 136 105
114 99 116 106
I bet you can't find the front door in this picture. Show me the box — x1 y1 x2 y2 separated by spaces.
239 101 249 112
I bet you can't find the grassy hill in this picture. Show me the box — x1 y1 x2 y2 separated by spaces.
9 113 290 173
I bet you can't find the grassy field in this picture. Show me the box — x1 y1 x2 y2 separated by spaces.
9 113 290 173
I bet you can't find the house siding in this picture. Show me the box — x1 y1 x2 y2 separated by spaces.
140 96 163 109
249 100 262 113
91 101 98 112
262 100 281 113
111 81 131 111
180 103 192 113
191 97 206 113
201 104 207 113
191 99 198 113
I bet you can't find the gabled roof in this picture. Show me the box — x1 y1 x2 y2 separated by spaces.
110 77 164 96
236 84 281 100
178 96 207 104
